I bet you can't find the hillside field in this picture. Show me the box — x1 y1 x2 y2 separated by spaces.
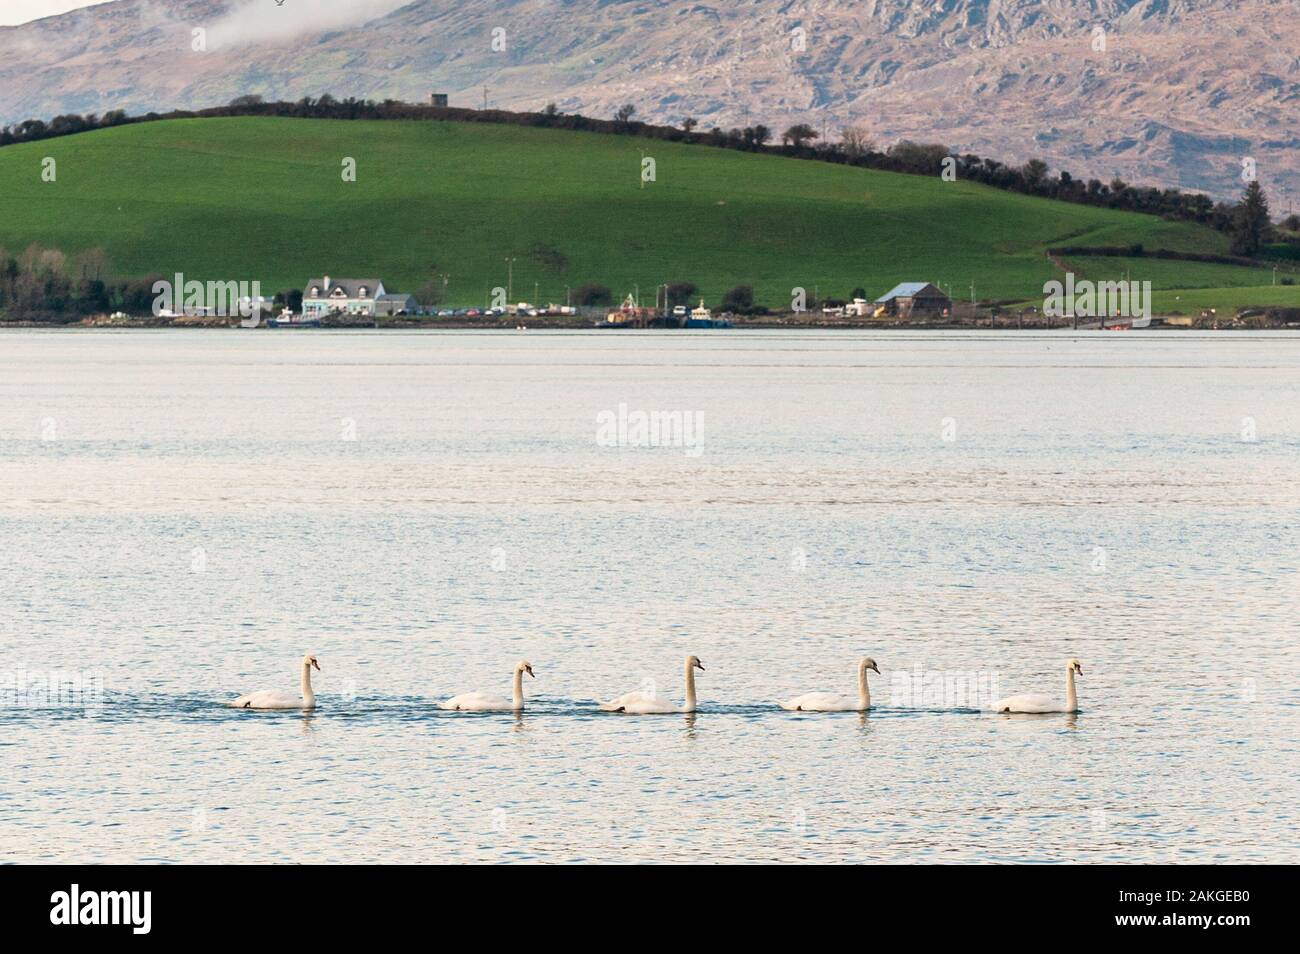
1 116 1296 310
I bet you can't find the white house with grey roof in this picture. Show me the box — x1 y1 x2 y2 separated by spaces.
302 275 417 318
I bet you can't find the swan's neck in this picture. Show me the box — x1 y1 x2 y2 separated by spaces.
301 664 315 704
858 665 871 710
1066 668 1077 712
512 669 525 709
684 663 697 713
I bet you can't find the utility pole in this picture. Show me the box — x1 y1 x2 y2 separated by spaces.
533 281 539 304
505 257 515 302
483 87 488 110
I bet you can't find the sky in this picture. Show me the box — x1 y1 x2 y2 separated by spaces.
0 1 415 34
0 1 107 26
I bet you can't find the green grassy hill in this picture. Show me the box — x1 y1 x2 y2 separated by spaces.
1 116 1295 310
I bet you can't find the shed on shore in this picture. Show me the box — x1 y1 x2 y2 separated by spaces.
874 282 951 319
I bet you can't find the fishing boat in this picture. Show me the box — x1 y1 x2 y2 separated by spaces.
267 310 322 329
684 299 731 329
597 294 652 328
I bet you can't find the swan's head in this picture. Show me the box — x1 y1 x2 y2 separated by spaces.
303 654 320 671
687 655 705 672
861 657 881 675
517 660 535 678
1067 658 1082 675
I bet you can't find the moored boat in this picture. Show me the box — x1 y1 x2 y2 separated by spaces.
267 312 322 328
684 299 731 329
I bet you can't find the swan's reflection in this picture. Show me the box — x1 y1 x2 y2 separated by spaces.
510 710 561 757
682 712 698 736
991 711 1080 731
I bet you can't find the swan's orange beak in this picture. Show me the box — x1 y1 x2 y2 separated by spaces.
695 661 705 671
525 666 534 677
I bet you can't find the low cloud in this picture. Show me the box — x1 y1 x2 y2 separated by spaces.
205 0 415 49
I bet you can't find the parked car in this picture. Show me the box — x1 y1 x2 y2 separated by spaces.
466 308 480 317
672 305 687 317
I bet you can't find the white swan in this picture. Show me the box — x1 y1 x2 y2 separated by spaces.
992 658 1083 713
228 653 320 710
780 657 880 712
440 660 534 711
599 656 705 714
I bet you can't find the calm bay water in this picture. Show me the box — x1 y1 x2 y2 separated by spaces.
1 329 1297 863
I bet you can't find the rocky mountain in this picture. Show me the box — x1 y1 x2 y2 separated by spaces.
2 0 1296 207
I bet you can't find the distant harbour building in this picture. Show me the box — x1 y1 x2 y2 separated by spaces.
302 276 417 318
430 93 449 107
873 282 951 320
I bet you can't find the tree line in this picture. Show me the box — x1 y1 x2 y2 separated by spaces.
0 245 149 321
0 244 309 322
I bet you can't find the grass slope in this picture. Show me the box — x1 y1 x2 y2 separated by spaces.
1061 256 1300 315
0 116 1286 308
1150 286 1300 315
1062 255 1293 290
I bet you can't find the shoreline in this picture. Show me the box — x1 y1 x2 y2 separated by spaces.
5 314 1297 331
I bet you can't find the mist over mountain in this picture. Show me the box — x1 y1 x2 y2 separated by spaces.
2 0 1295 207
